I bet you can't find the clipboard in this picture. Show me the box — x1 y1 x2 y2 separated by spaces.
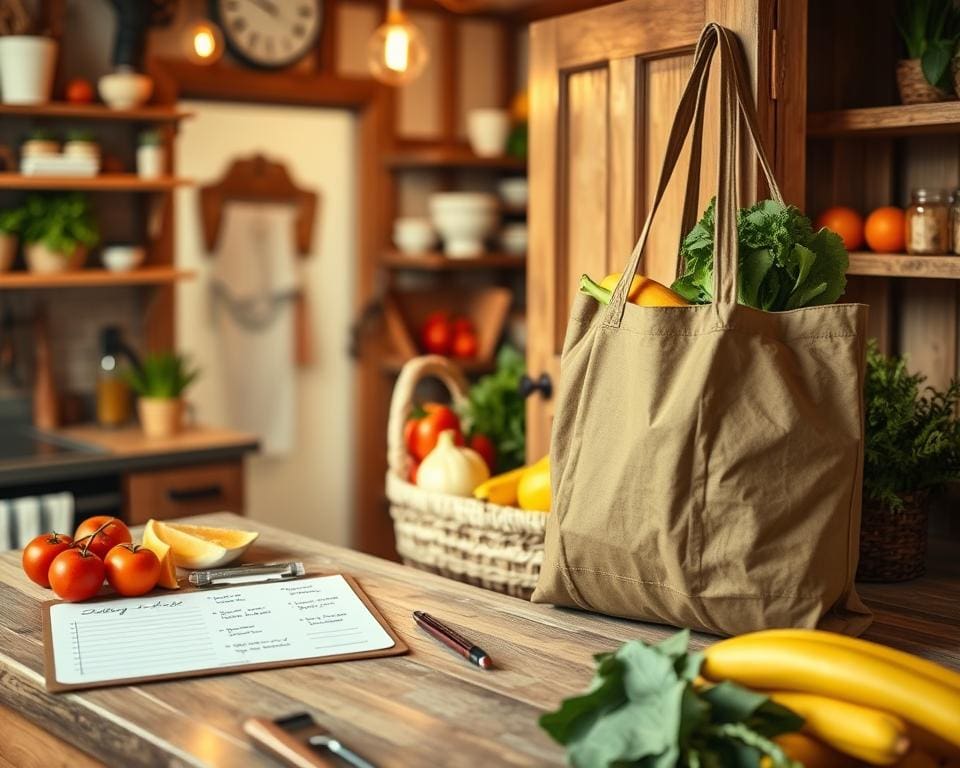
41 573 408 693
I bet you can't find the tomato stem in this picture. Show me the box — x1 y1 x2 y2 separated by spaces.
75 518 114 556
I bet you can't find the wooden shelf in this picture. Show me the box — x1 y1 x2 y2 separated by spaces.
847 252 960 279
0 267 195 289
382 251 526 270
385 146 526 171
808 102 960 137
380 354 496 375
0 103 191 122
0 174 189 191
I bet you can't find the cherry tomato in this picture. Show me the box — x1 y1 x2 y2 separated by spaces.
104 544 161 597
452 316 474 334
469 433 497 473
74 516 131 561
410 403 463 460
21 532 73 588
420 311 453 355
451 329 479 359
49 549 105 602
65 77 94 104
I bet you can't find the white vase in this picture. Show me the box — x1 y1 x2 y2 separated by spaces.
25 243 88 274
136 144 164 178
0 233 16 272
0 37 57 104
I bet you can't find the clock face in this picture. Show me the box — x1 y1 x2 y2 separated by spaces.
216 0 323 69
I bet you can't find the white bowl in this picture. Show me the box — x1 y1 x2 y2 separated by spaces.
498 178 528 209
429 193 500 258
98 71 153 110
500 223 528 255
467 109 510 158
101 245 145 272
393 217 437 255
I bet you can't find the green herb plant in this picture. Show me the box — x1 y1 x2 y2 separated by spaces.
671 199 848 312
139 129 163 147
21 193 99 256
65 129 96 143
895 0 960 88
461 345 526 472
124 353 199 400
540 631 803 768
864 341 960 510
0 205 25 236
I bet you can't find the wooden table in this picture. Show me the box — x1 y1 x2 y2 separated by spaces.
1 513 958 768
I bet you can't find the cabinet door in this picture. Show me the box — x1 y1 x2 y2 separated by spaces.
124 461 245 523
526 0 789 460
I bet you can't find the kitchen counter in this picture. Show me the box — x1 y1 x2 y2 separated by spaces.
1 512 958 767
0 425 258 490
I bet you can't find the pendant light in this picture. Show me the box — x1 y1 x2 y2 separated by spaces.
366 0 429 86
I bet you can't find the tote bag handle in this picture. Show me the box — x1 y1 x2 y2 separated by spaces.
604 24 784 327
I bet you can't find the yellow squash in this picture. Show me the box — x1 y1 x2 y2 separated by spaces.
517 456 550 512
597 272 689 307
768 733 859 768
702 634 960 748
473 466 527 506
769 691 909 765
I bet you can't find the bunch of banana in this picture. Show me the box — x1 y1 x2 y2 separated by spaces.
473 456 550 512
703 629 960 767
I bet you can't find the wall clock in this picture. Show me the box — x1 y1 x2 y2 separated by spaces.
214 0 323 69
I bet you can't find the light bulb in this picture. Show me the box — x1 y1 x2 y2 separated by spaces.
367 9 429 86
184 21 224 65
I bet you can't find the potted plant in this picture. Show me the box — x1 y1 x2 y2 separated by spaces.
859 342 960 582
124 352 199 438
0 205 24 272
0 1 58 105
895 0 960 103
21 193 99 274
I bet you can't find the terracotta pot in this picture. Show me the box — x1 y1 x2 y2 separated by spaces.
25 243 87 274
857 492 928 582
897 58 954 104
0 233 16 272
137 397 184 439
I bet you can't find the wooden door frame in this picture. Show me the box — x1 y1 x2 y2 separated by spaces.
148 59 395 551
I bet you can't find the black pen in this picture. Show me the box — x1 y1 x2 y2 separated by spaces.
413 611 493 670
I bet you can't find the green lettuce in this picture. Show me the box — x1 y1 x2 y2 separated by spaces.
671 199 848 312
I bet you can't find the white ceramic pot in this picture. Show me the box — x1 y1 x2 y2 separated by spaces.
500 222 528 255
0 233 16 272
138 397 184 439
98 70 153 110
497 177 528 209
429 193 499 258
136 144 164 178
25 243 88 274
21 139 59 159
467 109 510 158
393 217 437 254
101 245 145 272
0 37 57 104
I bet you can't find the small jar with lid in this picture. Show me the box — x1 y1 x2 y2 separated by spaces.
906 188 950 255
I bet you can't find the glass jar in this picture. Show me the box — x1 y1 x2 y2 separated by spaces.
951 189 960 255
906 188 949 255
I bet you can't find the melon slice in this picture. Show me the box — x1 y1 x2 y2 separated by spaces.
142 520 180 589
148 520 258 569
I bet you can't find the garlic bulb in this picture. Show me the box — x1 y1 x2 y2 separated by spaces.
417 429 490 497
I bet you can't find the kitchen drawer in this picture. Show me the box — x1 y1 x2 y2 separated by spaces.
124 461 244 524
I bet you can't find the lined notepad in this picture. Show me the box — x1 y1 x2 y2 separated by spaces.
44 574 403 691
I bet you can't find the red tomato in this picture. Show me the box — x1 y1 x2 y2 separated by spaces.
74 516 132 561
420 312 453 355
410 403 463 460
452 316 474 334
469 433 497 472
65 78 94 104
105 544 161 597
21 532 73 588
404 418 418 455
451 329 479 359
49 549 105 602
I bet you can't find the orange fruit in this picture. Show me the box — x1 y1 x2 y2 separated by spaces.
146 519 258 569
815 206 864 251
864 206 906 253
142 520 179 589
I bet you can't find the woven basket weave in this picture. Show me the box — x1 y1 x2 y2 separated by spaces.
386 355 545 598
897 58 955 105
856 493 928 583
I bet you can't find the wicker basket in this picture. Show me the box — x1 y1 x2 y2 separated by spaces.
386 355 545 598
897 58 955 105
856 493 928 583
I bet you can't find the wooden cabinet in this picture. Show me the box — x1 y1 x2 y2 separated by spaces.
124 461 245 524
525 0 800 458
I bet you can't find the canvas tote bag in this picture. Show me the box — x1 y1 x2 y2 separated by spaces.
531 24 872 637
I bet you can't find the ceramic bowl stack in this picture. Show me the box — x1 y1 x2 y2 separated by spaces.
393 218 437 255
429 193 500 258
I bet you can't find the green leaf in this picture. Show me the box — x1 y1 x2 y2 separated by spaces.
922 38 953 87
738 249 774 308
